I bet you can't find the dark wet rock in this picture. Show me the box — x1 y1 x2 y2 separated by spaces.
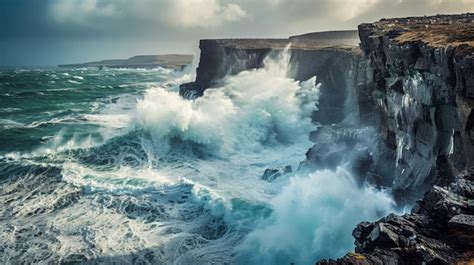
318 169 474 265
301 126 378 186
261 166 292 182
365 223 400 250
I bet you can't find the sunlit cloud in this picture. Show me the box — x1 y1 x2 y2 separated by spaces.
163 0 246 28
50 0 247 29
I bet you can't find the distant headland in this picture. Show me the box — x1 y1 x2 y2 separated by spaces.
58 54 193 69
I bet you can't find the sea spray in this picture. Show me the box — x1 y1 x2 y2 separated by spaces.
236 167 395 264
135 46 320 155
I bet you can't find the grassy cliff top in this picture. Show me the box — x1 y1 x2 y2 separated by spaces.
360 13 474 50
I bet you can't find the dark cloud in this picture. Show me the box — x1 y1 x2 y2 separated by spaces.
1 0 473 66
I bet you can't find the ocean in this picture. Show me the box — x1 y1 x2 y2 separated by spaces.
0 50 395 264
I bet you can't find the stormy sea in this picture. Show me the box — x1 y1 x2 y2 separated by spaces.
0 49 395 264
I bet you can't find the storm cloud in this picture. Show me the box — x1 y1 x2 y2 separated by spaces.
1 0 473 66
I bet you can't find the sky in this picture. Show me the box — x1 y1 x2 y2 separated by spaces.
1 0 473 66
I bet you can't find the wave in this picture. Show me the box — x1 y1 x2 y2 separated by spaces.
0 119 24 129
135 47 320 156
236 167 396 264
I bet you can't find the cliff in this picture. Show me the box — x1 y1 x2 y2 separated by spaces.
180 31 368 125
359 14 474 198
58 54 193 69
319 14 474 264
182 16 474 263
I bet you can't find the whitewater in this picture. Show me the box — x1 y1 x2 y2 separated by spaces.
0 49 395 264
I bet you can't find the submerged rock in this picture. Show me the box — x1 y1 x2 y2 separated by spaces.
261 166 292 182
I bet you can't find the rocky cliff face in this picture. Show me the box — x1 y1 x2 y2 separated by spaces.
358 14 474 199
183 17 474 196
320 14 474 264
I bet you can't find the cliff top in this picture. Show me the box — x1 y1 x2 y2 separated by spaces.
360 13 474 51
289 30 358 40
202 30 361 52
58 54 193 69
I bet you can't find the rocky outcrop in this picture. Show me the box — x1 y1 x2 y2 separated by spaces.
180 33 372 125
358 13 474 199
301 126 379 185
318 168 474 265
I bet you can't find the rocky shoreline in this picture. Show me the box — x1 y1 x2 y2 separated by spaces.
318 168 474 264
181 14 474 264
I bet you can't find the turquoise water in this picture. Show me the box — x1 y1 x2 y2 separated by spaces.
0 59 394 264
